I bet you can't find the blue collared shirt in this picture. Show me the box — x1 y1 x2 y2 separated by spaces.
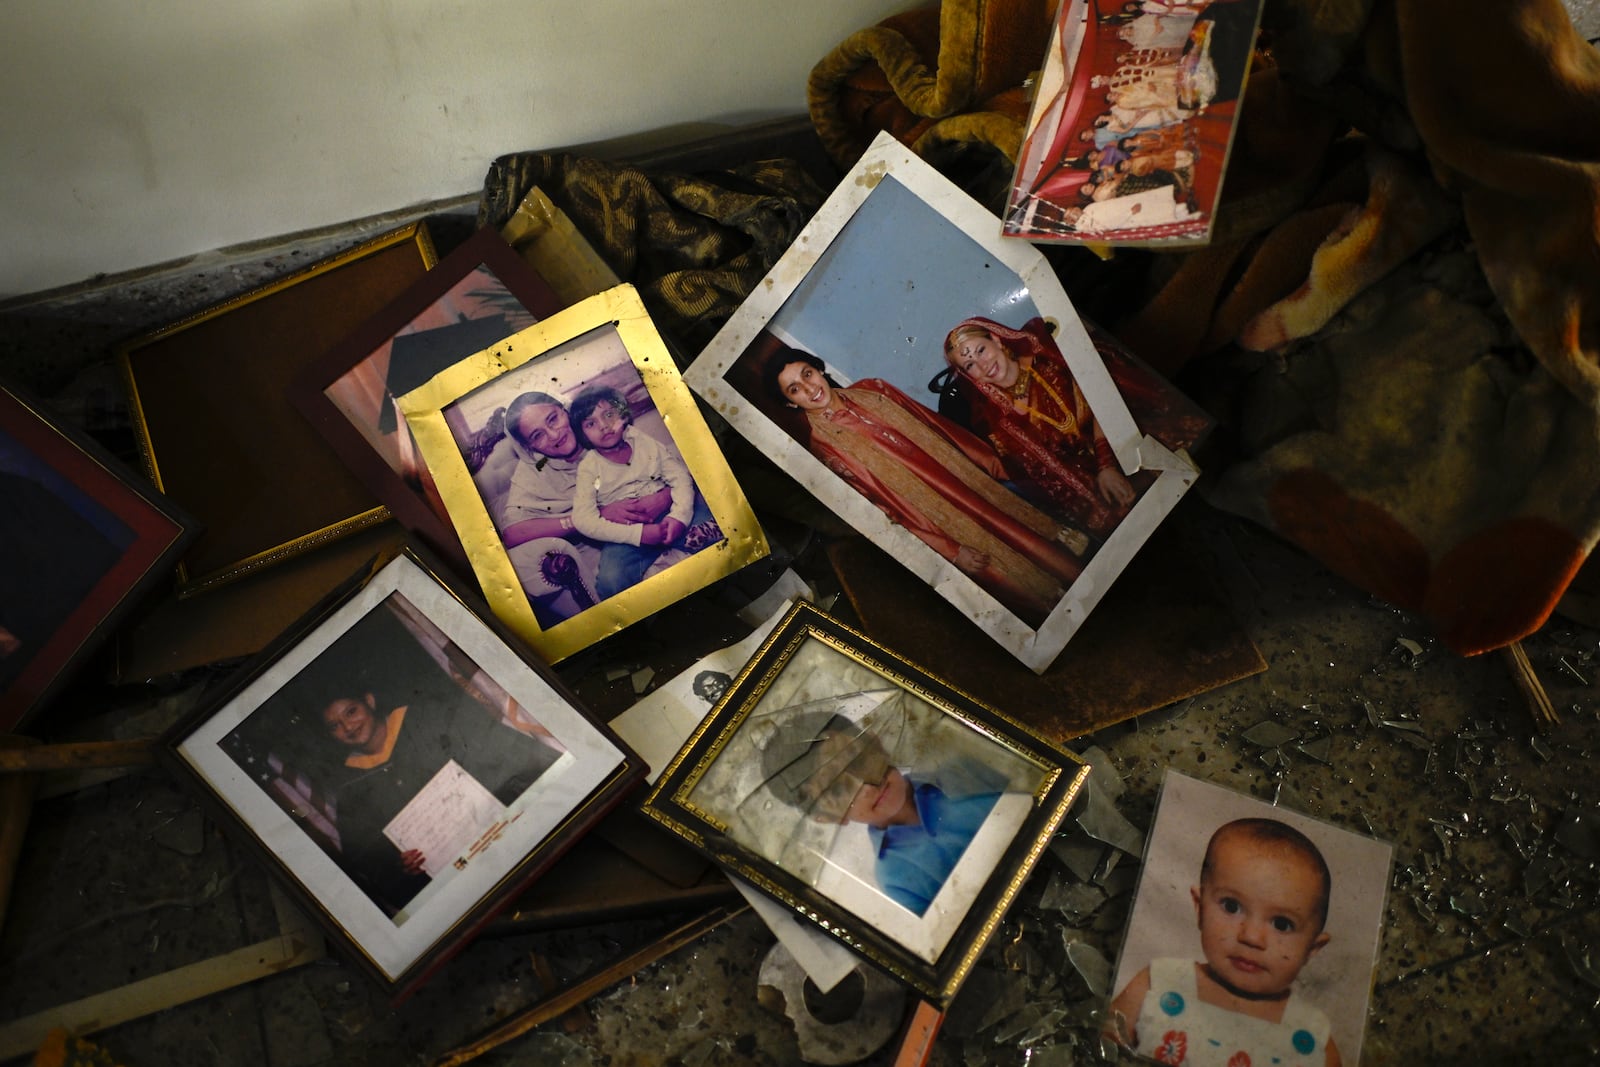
868 779 1000 916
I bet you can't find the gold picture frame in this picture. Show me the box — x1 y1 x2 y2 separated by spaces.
397 283 768 664
640 600 1089 1007
118 223 437 596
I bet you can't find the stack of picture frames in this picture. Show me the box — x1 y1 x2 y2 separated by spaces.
145 222 772 998
158 547 648 998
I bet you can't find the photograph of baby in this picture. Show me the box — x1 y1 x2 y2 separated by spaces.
684 633 1045 964
438 325 723 629
688 134 1203 671
220 589 568 926
1107 770 1393 1067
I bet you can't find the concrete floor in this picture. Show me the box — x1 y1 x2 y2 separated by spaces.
2 494 1597 1066
3 197 1600 1066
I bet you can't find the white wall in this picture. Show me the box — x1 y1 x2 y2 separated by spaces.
0 0 911 300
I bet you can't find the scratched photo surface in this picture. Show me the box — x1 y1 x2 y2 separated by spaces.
220 590 566 928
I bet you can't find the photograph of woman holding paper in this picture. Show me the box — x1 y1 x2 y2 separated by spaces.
222 593 564 920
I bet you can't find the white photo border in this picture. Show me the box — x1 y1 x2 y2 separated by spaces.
1110 769 1395 1065
684 132 1197 672
170 551 635 989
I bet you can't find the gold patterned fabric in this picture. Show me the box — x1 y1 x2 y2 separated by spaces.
477 152 826 360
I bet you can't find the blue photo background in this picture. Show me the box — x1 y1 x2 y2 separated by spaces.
768 177 1042 399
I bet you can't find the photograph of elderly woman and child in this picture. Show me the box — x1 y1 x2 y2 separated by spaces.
436 326 726 630
692 150 1209 669
1004 0 1264 244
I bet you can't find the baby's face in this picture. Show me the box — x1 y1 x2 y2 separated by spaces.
1191 834 1329 997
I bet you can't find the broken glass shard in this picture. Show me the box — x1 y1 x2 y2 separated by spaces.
1074 745 1127 802
1293 735 1333 765
1040 875 1107 920
995 1004 1067 1046
1554 805 1600 860
1242 721 1300 749
1023 1044 1077 1067
1076 785 1145 858
1065 940 1113 998
1524 854 1558 897
1381 719 1427 734
1448 888 1487 916
1050 835 1106 883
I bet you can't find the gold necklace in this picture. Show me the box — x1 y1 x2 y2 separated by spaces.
1008 364 1080 439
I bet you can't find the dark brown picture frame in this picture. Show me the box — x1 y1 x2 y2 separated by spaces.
288 227 565 573
0 381 196 731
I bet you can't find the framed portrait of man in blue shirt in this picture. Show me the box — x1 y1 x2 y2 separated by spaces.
641 600 1090 1007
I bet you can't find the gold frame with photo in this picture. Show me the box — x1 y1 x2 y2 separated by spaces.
640 600 1089 1007
397 283 768 664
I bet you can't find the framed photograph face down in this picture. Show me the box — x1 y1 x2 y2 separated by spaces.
289 228 566 571
685 132 1202 673
161 550 643 997
118 223 437 596
641 600 1089 1007
1107 770 1394 1067
396 284 768 664
0 382 195 730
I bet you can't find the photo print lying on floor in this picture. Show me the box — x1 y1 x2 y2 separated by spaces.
686 132 1203 672
1107 769 1394 1067
1004 0 1265 246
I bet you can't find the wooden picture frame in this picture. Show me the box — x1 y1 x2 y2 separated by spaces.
640 600 1088 1008
0 380 196 731
159 548 644 998
396 283 768 664
289 227 565 572
685 133 1204 673
118 222 437 596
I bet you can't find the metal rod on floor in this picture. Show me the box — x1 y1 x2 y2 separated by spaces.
430 902 750 1067
1499 641 1560 734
